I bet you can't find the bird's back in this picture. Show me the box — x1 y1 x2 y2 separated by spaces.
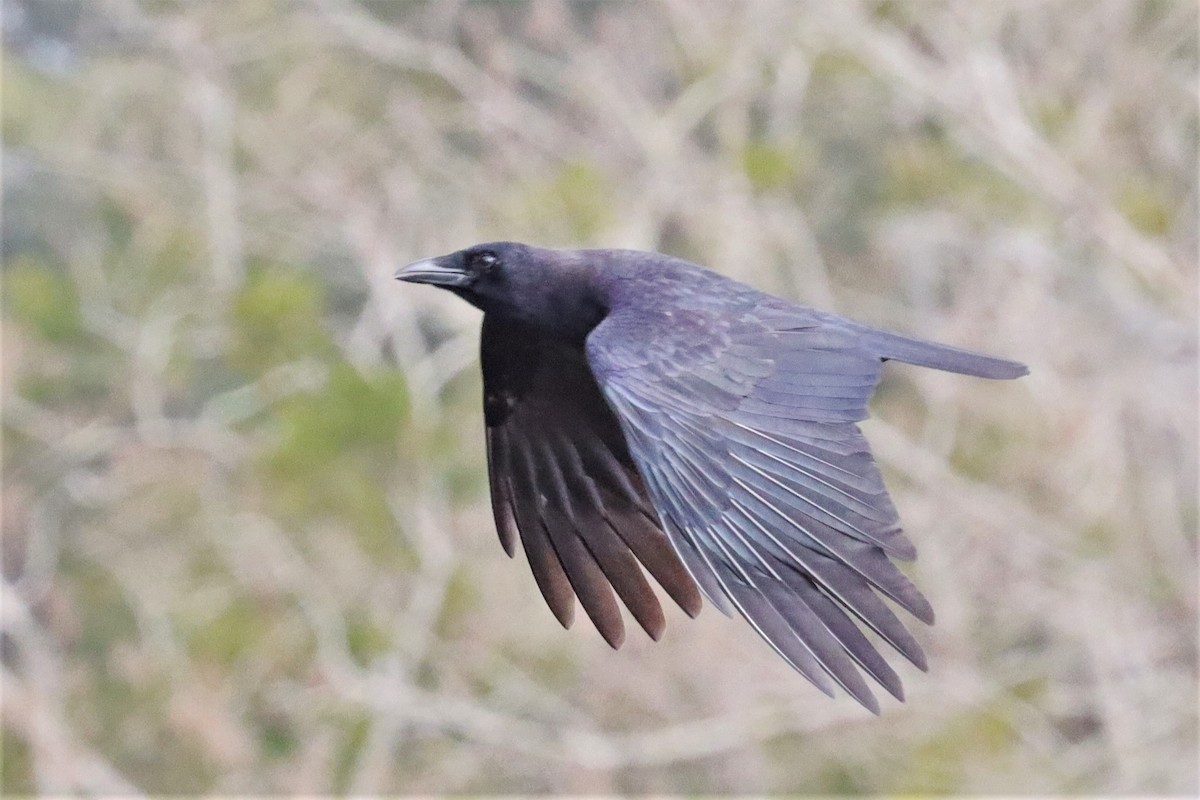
585 249 1026 380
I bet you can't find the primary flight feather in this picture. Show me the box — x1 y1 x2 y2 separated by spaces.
397 241 1026 713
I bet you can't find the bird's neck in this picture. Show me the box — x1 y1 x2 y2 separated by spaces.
537 281 609 345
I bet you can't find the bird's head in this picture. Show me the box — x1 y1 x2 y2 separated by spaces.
395 241 607 341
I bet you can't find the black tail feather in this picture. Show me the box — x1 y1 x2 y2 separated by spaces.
859 328 1028 379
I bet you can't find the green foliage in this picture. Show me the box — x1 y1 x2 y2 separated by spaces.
185 595 275 668
810 50 873 80
0 54 80 145
501 639 579 694
117 723 217 794
740 141 805 193
1079 521 1119 557
258 715 300 760
813 764 864 794
950 420 1023 480
882 136 1031 217
435 565 479 638
64 558 141 663
16 349 122 410
269 363 408 467
261 363 410 561
4 256 83 343
346 613 393 667
331 713 372 793
898 705 1018 792
1118 181 1173 236
1033 96 1075 143
0 730 33 794
231 267 335 374
516 161 614 241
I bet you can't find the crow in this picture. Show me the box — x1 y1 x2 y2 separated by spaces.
396 241 1026 713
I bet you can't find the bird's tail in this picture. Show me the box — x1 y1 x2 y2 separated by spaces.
858 327 1028 379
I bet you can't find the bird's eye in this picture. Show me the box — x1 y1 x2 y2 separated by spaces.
473 251 499 273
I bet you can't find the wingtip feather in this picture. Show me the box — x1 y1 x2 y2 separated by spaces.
552 602 575 630
910 595 935 626
600 623 626 649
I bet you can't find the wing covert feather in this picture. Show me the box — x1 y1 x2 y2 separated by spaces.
586 304 936 710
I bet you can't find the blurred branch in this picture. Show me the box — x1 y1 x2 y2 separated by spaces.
1 581 143 796
820 2 1191 305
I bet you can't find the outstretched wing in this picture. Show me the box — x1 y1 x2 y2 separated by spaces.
481 315 702 648
585 304 1019 712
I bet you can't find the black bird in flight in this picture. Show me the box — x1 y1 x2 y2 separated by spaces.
397 242 1026 713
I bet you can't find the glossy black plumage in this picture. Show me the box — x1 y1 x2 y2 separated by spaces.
397 242 1027 712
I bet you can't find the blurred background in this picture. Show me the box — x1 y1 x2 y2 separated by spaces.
2 0 1197 794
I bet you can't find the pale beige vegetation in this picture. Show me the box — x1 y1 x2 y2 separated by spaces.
2 0 1196 794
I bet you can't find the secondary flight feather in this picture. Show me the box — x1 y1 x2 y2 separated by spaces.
397 241 1026 713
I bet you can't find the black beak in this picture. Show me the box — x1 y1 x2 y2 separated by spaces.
394 255 470 287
